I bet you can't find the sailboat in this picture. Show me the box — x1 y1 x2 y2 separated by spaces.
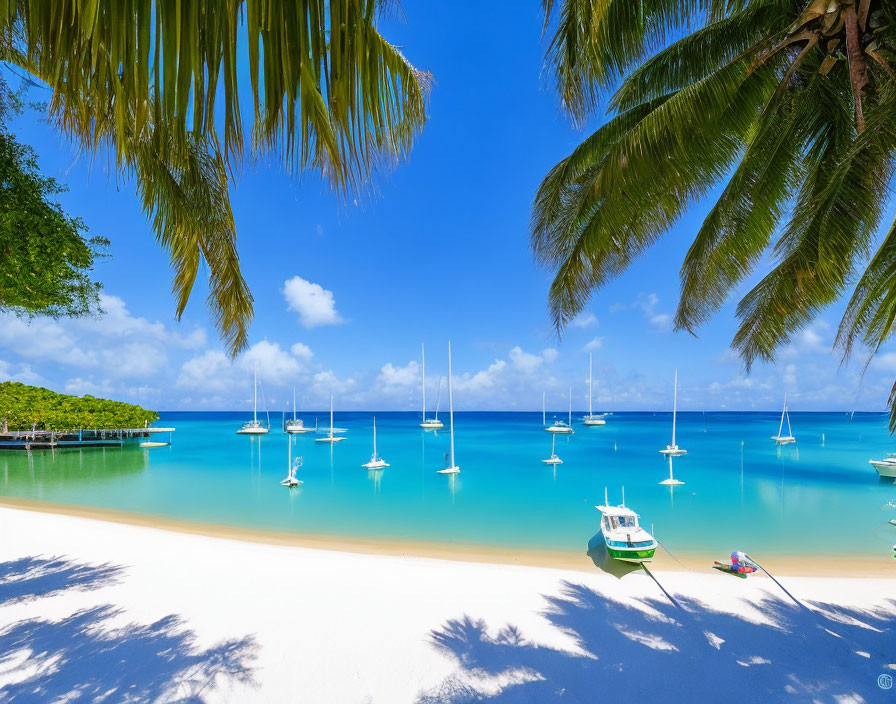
546 388 575 434
771 395 796 445
420 344 444 429
595 487 657 562
280 436 302 487
582 353 606 426
659 453 684 485
285 388 313 434
659 370 686 456
315 394 346 443
437 341 460 474
361 417 389 469
542 433 563 465
237 363 269 435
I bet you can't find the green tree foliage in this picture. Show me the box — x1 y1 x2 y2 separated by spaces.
0 381 159 431
0 79 107 318
534 1 896 424
0 1 430 355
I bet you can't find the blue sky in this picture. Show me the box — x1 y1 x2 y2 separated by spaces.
1 1 894 413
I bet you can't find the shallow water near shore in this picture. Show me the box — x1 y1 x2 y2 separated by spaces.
1 411 895 561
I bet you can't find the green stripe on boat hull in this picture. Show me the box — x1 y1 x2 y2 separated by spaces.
606 546 656 562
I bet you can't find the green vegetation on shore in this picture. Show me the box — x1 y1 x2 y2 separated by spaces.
0 382 158 432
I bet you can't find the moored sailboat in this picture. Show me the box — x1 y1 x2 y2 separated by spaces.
285 388 313 434
437 341 460 474
546 388 574 434
582 353 606 426
361 417 389 469
280 436 302 487
237 363 269 435
542 433 562 465
771 395 796 445
420 344 444 429
659 370 686 456
315 394 346 443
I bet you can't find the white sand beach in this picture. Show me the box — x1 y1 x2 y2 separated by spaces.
1 505 894 703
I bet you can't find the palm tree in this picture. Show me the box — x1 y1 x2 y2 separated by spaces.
0 1 429 355
534 1 896 424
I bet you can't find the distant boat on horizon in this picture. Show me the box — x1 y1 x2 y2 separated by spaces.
237 362 269 435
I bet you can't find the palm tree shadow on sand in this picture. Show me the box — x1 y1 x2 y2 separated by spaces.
0 557 257 703
417 580 896 703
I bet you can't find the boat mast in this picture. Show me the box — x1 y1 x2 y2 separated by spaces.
589 353 593 417
551 433 556 457
253 362 258 424
421 343 426 421
292 388 297 421
778 394 787 438
672 369 678 447
435 377 442 420
448 341 455 469
373 416 377 458
329 394 334 438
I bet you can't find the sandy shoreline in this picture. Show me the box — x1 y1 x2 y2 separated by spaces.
1 504 895 702
1 496 894 578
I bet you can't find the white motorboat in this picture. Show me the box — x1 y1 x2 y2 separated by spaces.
595 487 657 562
870 453 896 478
546 388 575 434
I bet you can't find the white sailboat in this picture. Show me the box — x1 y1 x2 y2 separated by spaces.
315 394 346 443
237 363 269 435
542 391 546 426
659 370 686 456
771 395 796 445
659 452 684 485
285 388 313 434
420 344 444 429
542 433 563 465
546 388 575 434
280 436 302 487
361 417 389 469
582 352 606 426
437 341 460 474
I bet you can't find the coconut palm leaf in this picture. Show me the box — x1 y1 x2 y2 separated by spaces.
0 0 428 354
536 0 896 422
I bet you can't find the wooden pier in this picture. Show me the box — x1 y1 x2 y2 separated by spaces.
0 427 175 451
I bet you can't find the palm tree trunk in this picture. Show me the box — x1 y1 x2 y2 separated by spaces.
844 3 869 132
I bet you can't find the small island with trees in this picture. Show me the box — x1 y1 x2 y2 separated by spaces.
0 382 169 450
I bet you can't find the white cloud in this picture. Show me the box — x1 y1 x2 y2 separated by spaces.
541 348 559 364
0 360 44 385
570 312 597 329
282 276 344 328
176 350 233 393
509 346 544 375
454 359 507 394
871 352 896 373
377 360 419 389
583 337 604 352
290 342 314 361
240 340 305 379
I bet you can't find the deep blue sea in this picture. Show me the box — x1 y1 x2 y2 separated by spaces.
2 411 895 558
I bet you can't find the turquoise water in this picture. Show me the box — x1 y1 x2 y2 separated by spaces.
1 411 895 558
